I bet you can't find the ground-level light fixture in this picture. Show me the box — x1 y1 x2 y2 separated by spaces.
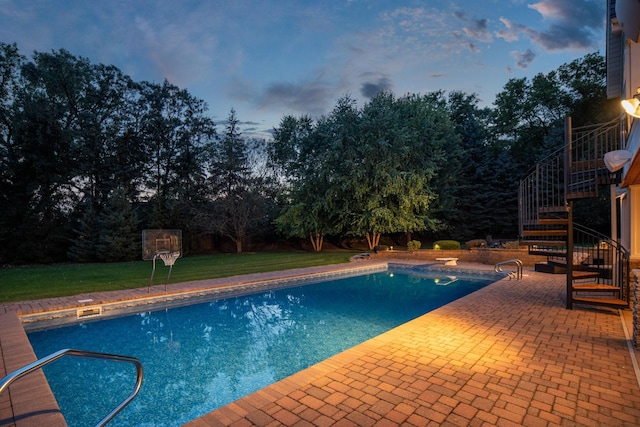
622 88 640 118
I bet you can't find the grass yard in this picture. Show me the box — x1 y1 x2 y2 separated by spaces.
0 251 358 303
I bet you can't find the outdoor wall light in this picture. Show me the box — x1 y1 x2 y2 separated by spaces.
604 149 633 172
622 88 640 118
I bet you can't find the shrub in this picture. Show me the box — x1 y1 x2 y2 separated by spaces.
504 241 520 249
373 245 389 253
465 239 487 248
407 240 422 251
433 240 460 250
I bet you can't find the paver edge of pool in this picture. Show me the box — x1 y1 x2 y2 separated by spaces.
20 262 502 332
1 260 506 426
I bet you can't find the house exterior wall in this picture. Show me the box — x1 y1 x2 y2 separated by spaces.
608 0 623 98
633 270 639 345
610 3 640 260
623 41 640 101
629 185 640 260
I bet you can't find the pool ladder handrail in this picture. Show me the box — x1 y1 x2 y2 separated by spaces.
0 348 143 427
494 259 523 280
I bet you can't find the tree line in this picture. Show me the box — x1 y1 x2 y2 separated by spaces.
0 42 617 264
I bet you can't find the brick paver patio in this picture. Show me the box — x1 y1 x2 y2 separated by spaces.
2 260 640 426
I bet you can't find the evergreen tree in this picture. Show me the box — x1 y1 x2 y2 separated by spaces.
96 187 139 262
203 108 264 253
438 91 519 241
67 202 101 262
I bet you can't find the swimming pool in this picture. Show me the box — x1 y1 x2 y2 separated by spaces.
27 268 498 426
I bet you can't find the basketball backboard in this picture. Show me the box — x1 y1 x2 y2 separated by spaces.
142 229 182 261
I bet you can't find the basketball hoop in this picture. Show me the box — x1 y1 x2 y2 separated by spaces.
148 250 181 292
158 251 180 267
143 230 183 292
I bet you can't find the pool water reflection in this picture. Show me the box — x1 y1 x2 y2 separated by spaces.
28 269 496 426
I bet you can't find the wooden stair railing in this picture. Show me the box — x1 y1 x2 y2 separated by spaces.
518 117 629 309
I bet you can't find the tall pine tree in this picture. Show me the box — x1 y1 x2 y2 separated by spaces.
204 109 263 253
96 187 139 261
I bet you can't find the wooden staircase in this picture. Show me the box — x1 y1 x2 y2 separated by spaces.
519 117 630 309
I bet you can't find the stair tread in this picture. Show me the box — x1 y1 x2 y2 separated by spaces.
548 260 602 268
521 230 568 236
538 218 569 225
572 284 620 291
524 240 567 246
572 297 628 308
571 271 600 279
566 191 599 200
539 206 570 213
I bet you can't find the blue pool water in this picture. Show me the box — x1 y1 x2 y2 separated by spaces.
27 269 497 426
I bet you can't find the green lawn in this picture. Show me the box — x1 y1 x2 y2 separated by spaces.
0 251 358 303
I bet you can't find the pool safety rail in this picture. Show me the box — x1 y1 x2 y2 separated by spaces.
494 259 523 280
0 348 143 427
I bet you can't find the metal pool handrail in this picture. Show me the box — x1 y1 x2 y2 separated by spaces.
494 259 523 280
0 348 143 427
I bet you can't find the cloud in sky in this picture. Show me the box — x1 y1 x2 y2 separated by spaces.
499 0 603 51
463 18 493 43
0 0 605 137
360 74 394 99
512 49 537 69
259 80 336 117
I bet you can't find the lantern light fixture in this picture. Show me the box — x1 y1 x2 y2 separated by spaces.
622 87 640 118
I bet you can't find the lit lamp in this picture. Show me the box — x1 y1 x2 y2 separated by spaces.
604 150 633 172
622 88 640 118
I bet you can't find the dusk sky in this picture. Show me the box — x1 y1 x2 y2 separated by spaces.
1 0 605 138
